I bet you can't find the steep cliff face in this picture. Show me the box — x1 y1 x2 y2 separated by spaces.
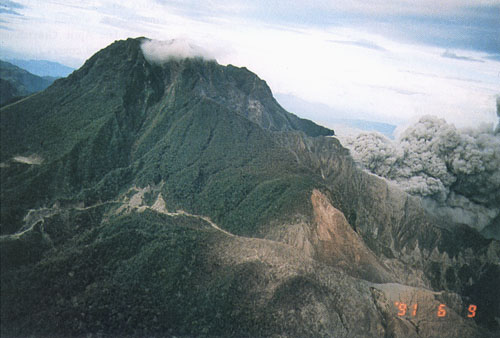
277 131 500 331
1 38 498 337
265 189 394 284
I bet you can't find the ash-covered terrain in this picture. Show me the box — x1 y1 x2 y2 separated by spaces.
1 38 499 337
340 108 500 240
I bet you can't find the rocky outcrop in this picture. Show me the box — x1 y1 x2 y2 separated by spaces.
278 131 500 332
266 189 395 283
1 38 498 337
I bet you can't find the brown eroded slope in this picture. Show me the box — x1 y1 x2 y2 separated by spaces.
310 189 394 282
266 189 394 283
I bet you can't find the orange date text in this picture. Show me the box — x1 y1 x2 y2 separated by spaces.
393 302 477 318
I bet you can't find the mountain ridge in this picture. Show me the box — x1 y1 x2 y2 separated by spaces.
0 60 55 105
6 58 75 78
1 37 498 337
0 37 333 237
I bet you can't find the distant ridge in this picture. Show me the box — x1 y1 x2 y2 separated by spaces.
330 118 396 138
275 92 397 138
0 60 55 105
7 58 75 78
1 38 498 337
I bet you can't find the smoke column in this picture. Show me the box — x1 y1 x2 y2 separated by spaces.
340 114 500 237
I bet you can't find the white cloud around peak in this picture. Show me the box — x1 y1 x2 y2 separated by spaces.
1 0 499 128
140 39 216 63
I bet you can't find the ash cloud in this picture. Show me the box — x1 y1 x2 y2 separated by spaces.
140 39 216 64
341 114 500 235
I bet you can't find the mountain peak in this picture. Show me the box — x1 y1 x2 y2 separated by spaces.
1 36 333 231
1 37 498 337
57 37 333 137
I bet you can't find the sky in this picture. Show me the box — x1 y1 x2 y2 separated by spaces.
1 0 499 130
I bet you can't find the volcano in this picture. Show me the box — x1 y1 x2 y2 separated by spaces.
1 38 498 337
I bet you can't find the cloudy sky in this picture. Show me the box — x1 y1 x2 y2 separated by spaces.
1 0 499 129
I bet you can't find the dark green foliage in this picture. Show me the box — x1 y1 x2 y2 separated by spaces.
1 210 279 337
2 37 496 337
0 38 332 335
0 60 55 106
1 38 327 236
0 222 51 269
0 78 27 106
1 211 207 336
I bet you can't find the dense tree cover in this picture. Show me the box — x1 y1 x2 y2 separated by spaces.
0 38 332 236
1 38 498 337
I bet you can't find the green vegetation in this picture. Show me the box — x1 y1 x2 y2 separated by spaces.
1 38 328 236
0 60 55 106
1 211 215 336
0 210 320 337
0 38 334 335
2 38 497 337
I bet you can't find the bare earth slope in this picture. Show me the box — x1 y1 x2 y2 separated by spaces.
1 38 498 337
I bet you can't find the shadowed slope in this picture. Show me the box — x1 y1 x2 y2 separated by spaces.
1 38 498 337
